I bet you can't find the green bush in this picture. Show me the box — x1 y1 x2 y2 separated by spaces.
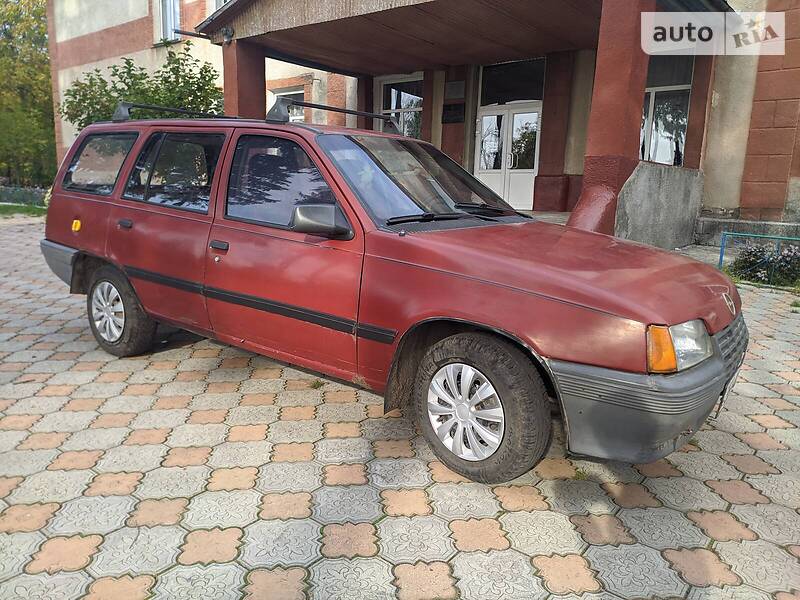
60 41 223 130
730 243 800 287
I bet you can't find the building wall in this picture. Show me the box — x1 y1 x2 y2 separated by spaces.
48 0 353 160
738 0 800 221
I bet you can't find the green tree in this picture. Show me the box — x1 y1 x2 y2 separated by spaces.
0 0 56 187
60 41 224 130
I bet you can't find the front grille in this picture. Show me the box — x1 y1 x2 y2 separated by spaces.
714 313 748 380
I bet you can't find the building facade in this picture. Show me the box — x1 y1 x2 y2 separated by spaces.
46 0 357 161
194 0 800 247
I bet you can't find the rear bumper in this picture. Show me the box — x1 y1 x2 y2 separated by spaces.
40 239 77 286
550 314 748 463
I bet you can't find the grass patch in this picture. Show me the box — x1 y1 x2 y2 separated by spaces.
0 204 46 218
792 300 800 308
309 379 324 390
572 468 588 481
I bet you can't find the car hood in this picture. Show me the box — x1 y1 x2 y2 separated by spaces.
373 220 739 333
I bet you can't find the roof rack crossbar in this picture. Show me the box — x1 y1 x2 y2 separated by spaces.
266 97 401 134
112 101 233 122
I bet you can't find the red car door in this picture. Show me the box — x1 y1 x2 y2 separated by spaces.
204 129 364 379
107 127 230 335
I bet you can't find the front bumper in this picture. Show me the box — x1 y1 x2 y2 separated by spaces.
40 239 78 286
551 314 748 463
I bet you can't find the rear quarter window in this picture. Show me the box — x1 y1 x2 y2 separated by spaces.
63 132 139 195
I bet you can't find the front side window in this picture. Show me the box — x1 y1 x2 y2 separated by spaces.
124 132 225 213
160 0 180 41
640 55 693 167
63 133 138 196
380 78 423 138
226 135 336 227
317 134 517 225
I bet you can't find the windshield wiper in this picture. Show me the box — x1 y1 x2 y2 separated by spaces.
385 212 467 226
453 203 532 218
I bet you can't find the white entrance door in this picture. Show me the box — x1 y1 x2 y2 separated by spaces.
474 102 541 210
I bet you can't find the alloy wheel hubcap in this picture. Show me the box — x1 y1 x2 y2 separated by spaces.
427 362 505 461
91 281 125 343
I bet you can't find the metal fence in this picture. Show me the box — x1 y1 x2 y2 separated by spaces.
0 185 47 206
719 231 800 287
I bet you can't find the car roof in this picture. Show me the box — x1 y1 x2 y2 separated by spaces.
82 118 404 140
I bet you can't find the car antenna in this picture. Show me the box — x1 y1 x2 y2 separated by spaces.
266 96 401 134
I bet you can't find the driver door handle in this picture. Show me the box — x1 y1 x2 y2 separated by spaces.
209 240 229 251
117 219 133 230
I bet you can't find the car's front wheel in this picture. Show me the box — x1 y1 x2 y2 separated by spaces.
414 332 551 483
87 265 156 357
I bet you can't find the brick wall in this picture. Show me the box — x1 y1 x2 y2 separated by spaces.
740 0 800 221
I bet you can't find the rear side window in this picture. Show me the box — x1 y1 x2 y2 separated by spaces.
123 132 225 213
226 135 336 227
63 133 138 195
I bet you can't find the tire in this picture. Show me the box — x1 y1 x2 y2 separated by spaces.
414 332 551 484
86 265 156 357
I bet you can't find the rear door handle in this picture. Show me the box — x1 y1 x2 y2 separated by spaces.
118 219 133 230
209 240 229 251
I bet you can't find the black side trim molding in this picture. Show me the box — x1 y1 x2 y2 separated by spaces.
125 266 204 294
123 265 396 344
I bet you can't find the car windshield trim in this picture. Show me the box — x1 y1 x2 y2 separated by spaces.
384 212 469 226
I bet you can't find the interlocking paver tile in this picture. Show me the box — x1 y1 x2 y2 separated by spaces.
8 470 92 503
0 532 45 581
501 511 584 555
428 461 469 483
84 472 141 496
569 514 635 546
167 424 228 447
178 527 242 565
135 466 210 499
537 480 616 515
309 557 393 600
94 444 166 473
0 450 58 476
663 547 740 587
532 553 601 595
127 498 187 526
321 522 377 558
716 539 800 592
645 476 727 511
0 504 59 533
586 544 687 598
47 496 135 534
89 526 184 577
686 510 757 541
243 567 307 600
0 572 90 600
241 519 321 568
312 485 381 524
617 507 708 549
207 441 272 468
152 564 246 600
731 503 800 545
183 490 260 528
260 492 312 519
429 482 499 519
25 534 102 574
686 585 771 600
393 561 457 600
451 549 547 600
258 462 322 493
47 450 102 471
83 574 155 600
380 489 431 516
378 516 455 562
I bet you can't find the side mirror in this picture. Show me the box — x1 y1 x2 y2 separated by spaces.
290 204 353 239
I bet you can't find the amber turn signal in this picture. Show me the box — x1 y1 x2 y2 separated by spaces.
71 219 81 233
647 325 678 374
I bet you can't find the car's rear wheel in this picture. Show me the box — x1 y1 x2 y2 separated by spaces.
414 332 551 483
87 265 156 357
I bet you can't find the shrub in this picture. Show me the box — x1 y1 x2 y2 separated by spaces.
730 242 800 287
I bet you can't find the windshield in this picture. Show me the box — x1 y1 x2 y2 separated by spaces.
316 134 517 224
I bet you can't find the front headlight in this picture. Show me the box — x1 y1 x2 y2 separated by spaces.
647 319 713 373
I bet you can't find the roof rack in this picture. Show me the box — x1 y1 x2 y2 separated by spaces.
266 97 401 134
112 101 232 122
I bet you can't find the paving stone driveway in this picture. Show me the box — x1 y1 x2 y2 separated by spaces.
0 218 799 600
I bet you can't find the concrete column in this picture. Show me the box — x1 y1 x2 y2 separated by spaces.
421 70 445 144
683 55 714 170
568 0 655 234
533 51 574 211
563 50 596 210
222 40 266 119
702 0 766 215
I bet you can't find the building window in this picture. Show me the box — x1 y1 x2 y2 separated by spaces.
378 76 423 138
274 90 306 123
160 0 180 41
640 55 694 167
480 59 545 106
215 0 231 9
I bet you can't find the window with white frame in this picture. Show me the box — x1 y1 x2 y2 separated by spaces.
640 55 694 167
274 89 306 122
377 75 424 138
215 0 231 9
160 0 180 41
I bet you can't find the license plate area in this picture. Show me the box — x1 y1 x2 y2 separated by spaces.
710 359 744 420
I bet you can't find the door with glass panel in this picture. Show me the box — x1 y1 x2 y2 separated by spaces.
474 102 541 210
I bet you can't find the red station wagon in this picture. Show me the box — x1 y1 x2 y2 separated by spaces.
41 100 748 483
